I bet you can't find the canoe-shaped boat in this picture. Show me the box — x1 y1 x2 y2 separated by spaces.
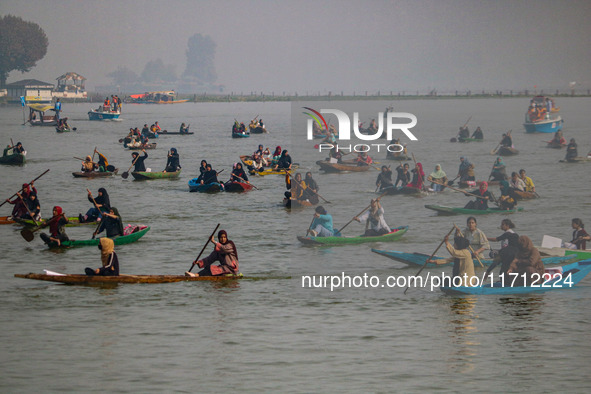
545 140 565 149
224 181 253 192
425 204 523 215
232 132 250 138
457 137 483 143
249 167 296 176
370 249 577 268
380 185 421 195
297 226 408 246
15 272 242 285
72 169 118 178
0 216 16 225
15 216 96 228
497 146 519 156
127 143 157 150
514 190 537 200
559 157 591 163
131 170 181 180
565 249 591 260
249 126 267 134
88 107 121 120
47 226 150 248
158 131 194 135
0 151 26 165
317 160 371 173
188 180 222 192
440 260 591 295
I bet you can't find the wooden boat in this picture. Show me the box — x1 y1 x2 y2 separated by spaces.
131 170 181 180
440 260 591 295
559 157 591 163
158 131 194 135
514 190 537 200
224 181 253 192
88 106 121 120
15 272 242 285
27 104 58 126
15 216 96 228
425 204 523 215
188 180 222 192
380 185 421 195
386 152 410 161
283 198 315 208
0 147 26 165
46 226 150 248
497 146 519 156
232 131 250 138
297 226 408 246
249 126 267 134
249 167 296 176
127 143 157 150
545 140 565 149
316 160 371 173
72 169 118 178
128 91 189 104
371 249 577 268
0 216 16 225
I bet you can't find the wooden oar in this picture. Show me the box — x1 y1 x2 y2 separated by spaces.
285 170 329 203
232 175 259 190
337 192 388 234
453 223 484 268
16 192 40 233
447 175 460 186
429 179 489 200
305 216 316 236
21 213 64 242
404 226 456 294
92 146 97 162
188 223 221 272
122 153 141 179
0 169 50 209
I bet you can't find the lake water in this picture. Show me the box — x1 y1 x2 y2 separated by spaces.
1 98 590 392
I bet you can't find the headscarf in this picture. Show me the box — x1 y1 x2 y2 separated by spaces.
305 172 318 190
515 235 542 272
49 206 63 235
96 188 110 209
459 157 471 171
479 181 488 193
100 237 115 267
170 148 178 155
85 156 92 161
454 236 470 250
273 146 282 157
429 164 446 179
499 180 511 195
217 230 238 259
494 157 505 166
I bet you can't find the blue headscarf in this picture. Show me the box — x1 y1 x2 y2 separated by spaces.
459 157 471 171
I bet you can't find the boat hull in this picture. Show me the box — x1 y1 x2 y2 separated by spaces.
497 146 519 156
127 143 157 150
565 249 591 260
523 117 563 133
224 181 253 192
15 272 242 284
425 204 523 215
131 170 181 180
72 169 118 178
88 110 121 120
232 132 250 138
380 185 421 195
49 226 150 248
0 152 26 165
249 126 267 134
297 226 408 246
188 180 222 192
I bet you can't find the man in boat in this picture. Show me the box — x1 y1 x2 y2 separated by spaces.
6 182 37 219
85 238 119 276
471 127 484 140
509 172 525 192
518 169 535 193
565 138 578 161
354 198 390 236
463 181 493 210
163 148 181 173
79 188 110 223
185 230 239 277
40 206 69 247
81 156 97 173
394 162 411 187
131 149 148 172
308 206 336 237
376 166 394 192
93 207 123 239
54 98 61 121
426 232 476 287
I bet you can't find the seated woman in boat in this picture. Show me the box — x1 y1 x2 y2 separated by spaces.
570 218 590 250
21 191 41 222
274 150 292 170
186 230 239 277
407 162 425 190
163 148 181 173
427 164 447 191
291 173 307 201
198 160 208 177
551 130 566 145
506 236 544 286
79 188 110 223
302 172 319 204
471 127 484 140
509 172 525 191
93 207 123 239
461 216 490 259
271 146 282 166
457 156 475 183
81 156 97 173
85 238 119 276
498 180 517 210
426 233 476 287
463 181 493 210
328 146 343 163
394 162 411 187
356 152 373 166
40 206 69 247
6 182 37 219
565 138 578 161
489 157 508 181
518 169 535 193
254 144 264 157
486 219 519 278
376 166 394 192
354 198 390 236
240 122 247 132
198 164 220 185
249 153 265 172
229 163 249 183
500 133 512 148
308 206 336 237
13 141 25 154
131 149 148 172
457 126 470 142
179 123 189 133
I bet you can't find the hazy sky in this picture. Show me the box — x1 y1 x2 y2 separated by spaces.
1 0 590 93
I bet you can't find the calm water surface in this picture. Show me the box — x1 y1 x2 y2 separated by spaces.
0 98 590 392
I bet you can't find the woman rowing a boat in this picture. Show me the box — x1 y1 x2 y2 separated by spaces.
291 173 307 201
471 127 484 140
407 162 425 190
271 146 282 166
427 164 447 191
456 157 475 183
570 218 590 250
81 156 97 173
163 148 181 172
565 138 578 161
426 233 476 287
198 164 220 185
13 142 25 154
229 163 249 183
274 150 292 170
308 206 336 237
500 133 513 148
354 198 390 236
131 149 148 172
498 181 517 210
6 182 37 219
489 157 508 181
40 206 69 247
376 166 394 192
463 181 493 210
85 238 119 276
302 172 319 204
93 207 123 239
356 152 373 166
79 188 110 223
394 163 411 187
185 230 239 277
461 216 490 259
506 236 544 286
485 219 519 278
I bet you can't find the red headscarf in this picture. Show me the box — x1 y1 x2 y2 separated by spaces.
273 146 282 157
479 181 488 193
49 206 64 236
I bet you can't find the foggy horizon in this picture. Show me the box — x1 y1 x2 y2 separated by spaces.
1 0 590 94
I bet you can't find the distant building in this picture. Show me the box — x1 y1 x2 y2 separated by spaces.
53 72 87 99
5 79 54 103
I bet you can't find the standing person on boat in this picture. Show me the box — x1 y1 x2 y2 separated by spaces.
274 150 293 170
426 233 476 287
179 123 189 133
498 180 518 210
461 216 490 259
489 157 508 181
354 198 390 236
104 97 110 109
471 127 484 140
40 206 69 247
509 172 526 192
500 133 513 148
79 188 110 223
486 219 519 278
356 152 373 166
163 148 181 173
457 126 470 142
302 172 319 204
93 207 123 239
518 169 535 193
565 138 578 161
427 164 447 191
131 149 148 172
456 156 475 183
408 162 425 190
308 206 336 237
569 218 590 250
463 181 493 210
85 238 119 276
394 162 411 187
506 236 544 286
376 166 394 192
186 230 239 277
229 163 249 183
54 98 61 121
6 182 37 219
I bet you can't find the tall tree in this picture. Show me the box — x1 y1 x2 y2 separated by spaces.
0 15 48 88
183 33 217 83
107 66 140 85
141 58 177 83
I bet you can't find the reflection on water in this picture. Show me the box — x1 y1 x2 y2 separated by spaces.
444 296 479 373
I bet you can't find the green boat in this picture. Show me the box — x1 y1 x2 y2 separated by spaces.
47 226 150 248
297 226 408 246
0 147 26 165
15 216 96 228
425 204 523 215
565 249 591 260
131 170 181 180
458 137 483 143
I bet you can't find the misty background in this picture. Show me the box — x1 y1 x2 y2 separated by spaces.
1 0 590 94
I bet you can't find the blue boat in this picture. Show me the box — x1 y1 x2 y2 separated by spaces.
232 131 250 138
523 96 563 133
523 115 563 133
370 249 578 268
88 106 121 120
440 260 591 295
188 179 223 192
